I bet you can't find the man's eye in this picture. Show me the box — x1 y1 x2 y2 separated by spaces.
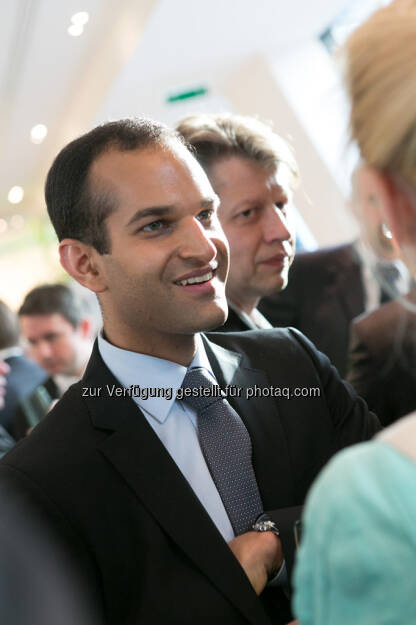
275 202 288 216
45 334 58 343
197 209 214 222
142 220 165 232
237 208 254 219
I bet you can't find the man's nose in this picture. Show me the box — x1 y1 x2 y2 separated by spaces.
33 341 52 363
178 217 217 263
262 206 292 244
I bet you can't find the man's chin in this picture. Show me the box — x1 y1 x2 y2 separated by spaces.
190 301 228 333
259 275 286 298
45 365 66 377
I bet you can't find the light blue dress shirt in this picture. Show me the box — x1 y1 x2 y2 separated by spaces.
97 333 235 542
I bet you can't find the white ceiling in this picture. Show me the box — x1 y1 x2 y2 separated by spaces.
0 0 347 223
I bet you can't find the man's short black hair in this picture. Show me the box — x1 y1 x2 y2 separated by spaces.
0 301 20 349
18 284 85 328
45 118 182 254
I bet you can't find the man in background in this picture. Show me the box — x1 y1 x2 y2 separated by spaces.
0 300 47 437
259 166 411 376
15 284 94 437
346 169 416 424
177 113 298 332
0 360 14 458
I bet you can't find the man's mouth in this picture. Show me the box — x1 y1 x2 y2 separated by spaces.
176 269 215 286
258 252 290 266
174 262 218 287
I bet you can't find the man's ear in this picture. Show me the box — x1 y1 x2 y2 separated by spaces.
358 166 416 248
59 239 107 293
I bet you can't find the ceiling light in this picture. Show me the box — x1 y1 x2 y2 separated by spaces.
71 11 89 26
30 123 48 144
68 23 84 36
0 219 8 234
8 186 24 204
10 214 25 229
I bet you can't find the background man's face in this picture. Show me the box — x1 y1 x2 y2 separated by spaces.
20 313 84 376
92 142 229 348
208 156 296 312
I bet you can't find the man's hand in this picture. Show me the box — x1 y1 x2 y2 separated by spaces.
228 531 283 595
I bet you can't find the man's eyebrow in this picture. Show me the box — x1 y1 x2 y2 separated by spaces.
232 197 260 211
232 191 287 212
126 197 219 227
126 206 174 227
202 195 220 209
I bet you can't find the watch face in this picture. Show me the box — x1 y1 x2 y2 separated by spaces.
254 519 279 534
259 520 275 531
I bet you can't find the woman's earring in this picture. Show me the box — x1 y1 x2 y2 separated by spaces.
381 223 393 240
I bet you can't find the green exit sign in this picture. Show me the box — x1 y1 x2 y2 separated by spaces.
166 86 208 103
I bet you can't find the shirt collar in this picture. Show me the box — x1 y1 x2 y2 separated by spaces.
97 333 215 424
228 301 272 330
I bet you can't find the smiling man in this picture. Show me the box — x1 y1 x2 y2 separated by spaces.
177 114 298 331
0 118 380 625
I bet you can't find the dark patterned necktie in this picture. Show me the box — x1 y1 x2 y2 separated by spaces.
181 367 263 535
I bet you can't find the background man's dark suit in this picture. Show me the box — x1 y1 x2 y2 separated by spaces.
258 243 365 377
13 376 60 440
347 291 416 426
0 355 47 435
0 329 379 625
215 307 256 332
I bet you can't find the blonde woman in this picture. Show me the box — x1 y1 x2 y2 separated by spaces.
293 2 416 624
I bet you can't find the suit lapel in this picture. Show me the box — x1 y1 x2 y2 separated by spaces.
203 336 296 509
83 343 271 625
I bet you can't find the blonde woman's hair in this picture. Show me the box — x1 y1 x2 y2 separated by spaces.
176 113 299 189
345 0 416 187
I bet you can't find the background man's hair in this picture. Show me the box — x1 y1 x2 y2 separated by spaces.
18 284 85 328
45 118 182 254
176 113 299 187
0 300 20 349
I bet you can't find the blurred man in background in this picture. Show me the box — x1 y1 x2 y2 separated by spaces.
177 113 298 331
0 300 47 437
346 168 416 425
0 360 14 458
259 165 411 376
0 361 7 410
15 284 94 437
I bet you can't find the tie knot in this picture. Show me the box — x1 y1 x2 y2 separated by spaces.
180 367 223 412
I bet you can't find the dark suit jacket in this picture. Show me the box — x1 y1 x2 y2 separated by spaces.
347 291 416 426
0 329 380 625
0 481 99 625
258 243 365 377
0 355 47 434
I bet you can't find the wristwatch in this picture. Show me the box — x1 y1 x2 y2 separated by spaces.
252 512 280 537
